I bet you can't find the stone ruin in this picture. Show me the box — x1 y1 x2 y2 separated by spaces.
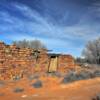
0 41 75 80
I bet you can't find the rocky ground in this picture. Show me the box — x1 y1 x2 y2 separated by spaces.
0 69 100 100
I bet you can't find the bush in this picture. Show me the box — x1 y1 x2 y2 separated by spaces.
61 71 94 84
0 81 5 87
92 94 100 100
13 87 24 93
94 70 100 77
77 71 94 79
27 74 39 81
61 71 78 84
0 93 5 96
31 80 43 88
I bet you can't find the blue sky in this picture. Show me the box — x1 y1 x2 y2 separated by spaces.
0 0 100 57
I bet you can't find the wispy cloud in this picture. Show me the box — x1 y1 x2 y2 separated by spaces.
1 3 98 38
0 1 100 56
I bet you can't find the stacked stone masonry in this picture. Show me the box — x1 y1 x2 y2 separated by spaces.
0 41 75 80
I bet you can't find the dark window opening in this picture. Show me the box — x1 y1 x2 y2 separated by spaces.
50 56 57 58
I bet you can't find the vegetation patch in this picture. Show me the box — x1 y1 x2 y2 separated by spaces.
61 71 78 84
61 70 96 84
13 87 24 93
94 70 100 77
27 74 40 81
0 93 5 96
31 80 43 88
0 81 5 87
92 94 100 100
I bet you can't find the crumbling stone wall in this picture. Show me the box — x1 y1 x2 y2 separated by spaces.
0 41 75 80
58 55 75 73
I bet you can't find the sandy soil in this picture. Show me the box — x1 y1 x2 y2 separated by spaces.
0 76 100 100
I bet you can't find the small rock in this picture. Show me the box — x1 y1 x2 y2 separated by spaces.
32 94 39 97
21 95 28 98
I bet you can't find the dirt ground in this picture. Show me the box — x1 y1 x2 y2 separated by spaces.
0 76 100 100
